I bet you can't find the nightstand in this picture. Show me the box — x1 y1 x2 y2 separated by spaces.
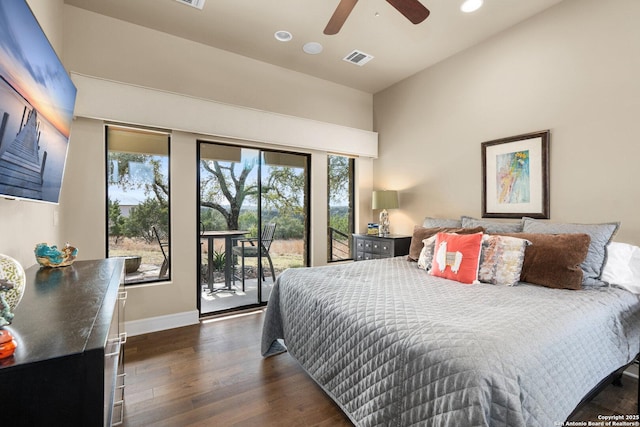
352 234 412 261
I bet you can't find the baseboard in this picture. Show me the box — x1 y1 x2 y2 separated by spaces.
125 310 200 336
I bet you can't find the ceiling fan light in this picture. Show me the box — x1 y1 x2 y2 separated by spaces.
460 0 483 13
274 30 293 42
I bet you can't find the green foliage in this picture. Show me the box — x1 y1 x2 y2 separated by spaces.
108 199 126 243
262 166 306 220
273 214 304 239
236 209 304 240
329 211 350 235
239 211 258 238
200 208 227 231
328 155 352 205
107 148 170 245
125 198 169 243
212 250 225 272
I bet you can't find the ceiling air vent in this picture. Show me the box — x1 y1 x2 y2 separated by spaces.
175 0 205 10
343 50 374 66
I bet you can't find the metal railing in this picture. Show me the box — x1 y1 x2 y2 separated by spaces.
328 227 351 262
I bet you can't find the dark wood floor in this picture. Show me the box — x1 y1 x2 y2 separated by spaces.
123 310 638 426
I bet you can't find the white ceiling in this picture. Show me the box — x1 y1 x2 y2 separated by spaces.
63 0 564 94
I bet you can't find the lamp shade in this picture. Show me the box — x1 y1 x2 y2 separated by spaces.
372 190 399 210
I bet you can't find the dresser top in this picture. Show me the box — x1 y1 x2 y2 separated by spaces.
1 258 123 370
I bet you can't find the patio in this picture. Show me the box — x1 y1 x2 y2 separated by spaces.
200 276 275 313
122 261 275 313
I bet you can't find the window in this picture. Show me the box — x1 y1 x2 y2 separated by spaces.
327 155 355 262
106 125 170 284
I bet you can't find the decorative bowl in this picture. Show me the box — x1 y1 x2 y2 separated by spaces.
0 254 26 326
34 243 78 268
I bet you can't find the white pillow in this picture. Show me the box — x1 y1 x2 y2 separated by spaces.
601 242 640 293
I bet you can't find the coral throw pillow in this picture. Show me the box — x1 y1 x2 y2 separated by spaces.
430 232 483 284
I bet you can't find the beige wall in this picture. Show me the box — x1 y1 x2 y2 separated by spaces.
0 0 66 267
373 0 640 245
63 5 373 131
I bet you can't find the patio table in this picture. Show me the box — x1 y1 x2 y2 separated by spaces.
201 230 248 292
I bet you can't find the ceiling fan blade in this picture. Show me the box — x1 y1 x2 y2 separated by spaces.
324 0 359 35
385 0 430 24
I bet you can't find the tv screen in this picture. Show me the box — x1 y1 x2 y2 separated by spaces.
0 0 77 204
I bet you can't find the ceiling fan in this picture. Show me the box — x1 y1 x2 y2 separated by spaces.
324 0 430 35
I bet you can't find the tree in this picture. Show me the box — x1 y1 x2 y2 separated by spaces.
200 160 258 230
108 199 126 243
263 167 306 218
108 152 169 236
199 153 309 241
125 198 168 243
328 155 353 235
328 155 351 205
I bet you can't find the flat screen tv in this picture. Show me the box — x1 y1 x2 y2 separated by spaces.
0 0 77 204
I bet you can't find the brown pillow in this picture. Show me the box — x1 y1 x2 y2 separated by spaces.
407 226 485 261
501 233 591 290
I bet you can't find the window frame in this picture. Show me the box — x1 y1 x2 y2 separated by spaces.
105 124 171 285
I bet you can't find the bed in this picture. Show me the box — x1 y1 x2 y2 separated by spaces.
261 221 640 427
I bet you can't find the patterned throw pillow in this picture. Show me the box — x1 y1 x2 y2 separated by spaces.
417 235 437 271
430 232 483 284
478 235 531 286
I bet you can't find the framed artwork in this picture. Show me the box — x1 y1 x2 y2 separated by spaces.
481 130 550 219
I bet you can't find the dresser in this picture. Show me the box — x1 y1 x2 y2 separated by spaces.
353 234 412 261
0 258 126 427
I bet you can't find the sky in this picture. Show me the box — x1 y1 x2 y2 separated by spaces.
0 1 76 138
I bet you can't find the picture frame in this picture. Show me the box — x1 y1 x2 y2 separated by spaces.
481 130 550 219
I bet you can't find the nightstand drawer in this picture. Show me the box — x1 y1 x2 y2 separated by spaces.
378 241 393 256
364 240 376 252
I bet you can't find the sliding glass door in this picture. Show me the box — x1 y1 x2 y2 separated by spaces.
197 141 309 315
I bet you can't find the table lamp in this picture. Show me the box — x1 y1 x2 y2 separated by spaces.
372 190 399 236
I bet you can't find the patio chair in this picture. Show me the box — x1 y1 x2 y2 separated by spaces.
232 223 277 291
152 226 169 278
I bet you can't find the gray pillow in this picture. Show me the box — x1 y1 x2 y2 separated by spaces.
422 217 462 228
461 216 523 234
522 217 620 287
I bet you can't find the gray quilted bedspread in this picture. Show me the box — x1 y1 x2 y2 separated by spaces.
262 257 640 427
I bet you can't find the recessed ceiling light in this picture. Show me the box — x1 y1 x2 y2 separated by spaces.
460 0 483 13
274 30 293 42
303 42 323 55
